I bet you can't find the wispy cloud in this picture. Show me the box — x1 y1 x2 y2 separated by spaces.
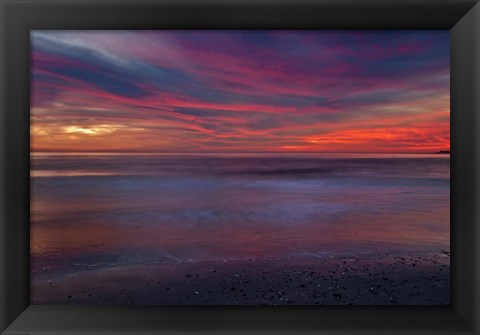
30 30 450 153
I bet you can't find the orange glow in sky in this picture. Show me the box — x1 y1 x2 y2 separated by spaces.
30 31 450 154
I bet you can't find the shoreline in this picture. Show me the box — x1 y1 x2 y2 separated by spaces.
31 250 450 305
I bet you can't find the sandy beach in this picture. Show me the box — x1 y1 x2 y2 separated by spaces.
31 250 449 305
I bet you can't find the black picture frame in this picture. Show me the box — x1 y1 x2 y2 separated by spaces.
1 0 479 334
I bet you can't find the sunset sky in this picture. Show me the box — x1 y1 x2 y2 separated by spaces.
30 31 450 153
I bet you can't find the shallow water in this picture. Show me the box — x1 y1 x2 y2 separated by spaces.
31 153 450 282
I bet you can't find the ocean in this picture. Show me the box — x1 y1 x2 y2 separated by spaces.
30 153 450 286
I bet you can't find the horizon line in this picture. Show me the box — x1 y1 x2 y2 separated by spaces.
30 150 451 155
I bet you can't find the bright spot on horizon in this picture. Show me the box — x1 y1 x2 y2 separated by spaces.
63 125 120 136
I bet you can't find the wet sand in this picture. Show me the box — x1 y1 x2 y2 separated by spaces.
31 250 450 305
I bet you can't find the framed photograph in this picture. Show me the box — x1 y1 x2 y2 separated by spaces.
1 0 479 334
